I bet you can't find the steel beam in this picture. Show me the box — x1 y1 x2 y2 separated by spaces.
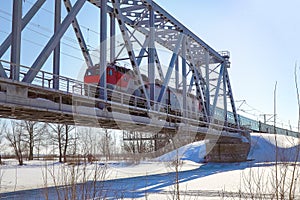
157 33 184 104
181 37 187 117
149 1 224 62
175 57 179 89
110 13 116 62
0 0 45 57
148 6 155 102
121 5 143 12
136 37 149 66
53 0 61 90
186 40 205 104
0 62 6 78
223 68 227 124
211 63 225 120
225 68 240 128
10 0 22 81
120 0 144 6
115 28 139 61
112 0 150 108
88 0 224 64
205 51 210 119
22 0 86 83
154 49 164 81
63 0 94 68
0 0 46 79
188 75 194 93
99 0 107 101
187 51 208 120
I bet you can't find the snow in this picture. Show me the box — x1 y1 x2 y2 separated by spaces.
155 140 207 163
248 133 300 162
1 132 300 199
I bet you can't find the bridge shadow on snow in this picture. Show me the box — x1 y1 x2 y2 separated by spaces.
0 161 276 200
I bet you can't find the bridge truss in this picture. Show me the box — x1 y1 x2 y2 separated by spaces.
0 0 241 135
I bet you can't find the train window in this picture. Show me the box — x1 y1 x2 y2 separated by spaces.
95 68 100 75
109 69 113 76
86 69 92 76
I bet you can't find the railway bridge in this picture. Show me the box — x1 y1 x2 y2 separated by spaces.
0 0 286 162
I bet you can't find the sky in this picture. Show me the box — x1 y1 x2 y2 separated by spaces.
0 0 300 130
154 0 300 129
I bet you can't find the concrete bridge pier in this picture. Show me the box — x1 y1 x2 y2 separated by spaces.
205 135 251 162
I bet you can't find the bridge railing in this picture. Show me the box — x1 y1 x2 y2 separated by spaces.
1 60 298 137
1 60 86 94
0 60 250 134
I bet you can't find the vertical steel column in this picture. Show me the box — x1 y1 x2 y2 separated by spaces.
223 68 227 124
10 0 22 81
175 57 179 89
211 63 225 121
148 6 155 102
112 0 150 108
100 0 107 101
63 0 94 68
205 51 210 119
225 68 240 128
181 38 187 118
137 37 149 66
154 48 165 81
110 13 115 62
157 33 184 103
53 0 61 89
188 75 194 93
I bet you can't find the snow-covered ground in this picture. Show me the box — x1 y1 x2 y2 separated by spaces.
1 133 300 199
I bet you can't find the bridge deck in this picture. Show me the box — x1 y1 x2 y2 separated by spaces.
0 62 246 139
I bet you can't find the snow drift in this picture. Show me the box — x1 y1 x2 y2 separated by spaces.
156 133 300 163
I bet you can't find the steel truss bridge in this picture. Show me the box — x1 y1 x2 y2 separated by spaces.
0 0 297 156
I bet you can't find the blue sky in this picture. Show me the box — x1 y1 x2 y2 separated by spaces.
155 0 300 129
1 0 300 130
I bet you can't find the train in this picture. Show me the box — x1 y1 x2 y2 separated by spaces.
84 63 300 138
226 110 300 138
84 62 204 122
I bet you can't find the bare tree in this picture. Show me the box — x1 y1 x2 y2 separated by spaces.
289 62 300 199
63 124 75 162
294 61 300 139
123 131 154 154
21 121 47 160
99 129 113 161
77 127 100 161
0 120 7 164
237 66 300 200
274 81 279 200
48 123 75 163
5 120 27 165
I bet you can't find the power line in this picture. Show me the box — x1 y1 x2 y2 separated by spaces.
0 14 88 62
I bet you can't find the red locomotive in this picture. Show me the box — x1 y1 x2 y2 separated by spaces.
84 63 203 120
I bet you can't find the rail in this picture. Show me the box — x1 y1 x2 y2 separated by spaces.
1 60 298 137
